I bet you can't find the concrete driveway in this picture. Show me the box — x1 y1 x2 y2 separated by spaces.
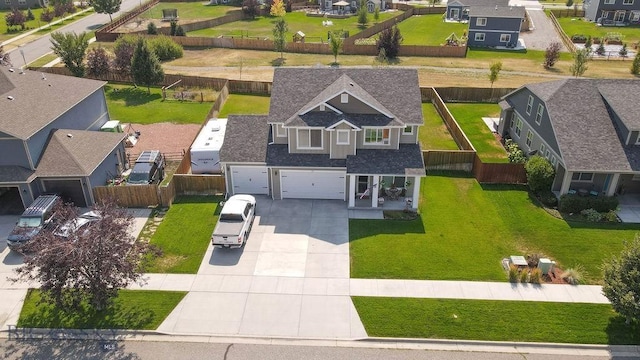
157 197 367 339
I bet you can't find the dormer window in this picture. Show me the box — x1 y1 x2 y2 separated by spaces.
340 93 348 103
336 130 350 145
364 128 390 145
297 128 323 149
403 126 413 134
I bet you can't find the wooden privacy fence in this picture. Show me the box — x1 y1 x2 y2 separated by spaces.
434 87 515 102
548 12 577 53
93 183 175 207
172 174 226 195
423 150 475 171
472 155 527 184
430 88 475 151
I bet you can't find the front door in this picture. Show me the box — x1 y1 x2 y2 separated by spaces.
450 8 459 19
357 176 369 195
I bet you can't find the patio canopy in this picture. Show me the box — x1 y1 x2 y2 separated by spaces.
334 1 349 5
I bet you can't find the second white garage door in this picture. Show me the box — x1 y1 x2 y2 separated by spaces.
280 170 346 200
231 166 269 195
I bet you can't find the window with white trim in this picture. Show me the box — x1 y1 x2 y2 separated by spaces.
515 118 523 137
500 34 511 43
4 0 10 4
364 128 390 145
526 130 533 148
297 128 323 149
336 130 350 145
550 156 557 166
275 124 287 137
540 143 546 154
572 172 594 181
526 95 534 115
510 112 516 129
474 33 485 41
604 0 614 4
340 93 348 103
535 104 544 125
624 0 634 5
403 126 413 134
476 17 487 26
545 150 550 159
325 0 332 8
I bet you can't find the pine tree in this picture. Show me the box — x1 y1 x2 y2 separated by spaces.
131 38 164 93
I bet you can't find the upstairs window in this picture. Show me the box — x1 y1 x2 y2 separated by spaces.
364 128 390 145
403 126 413 134
540 143 546 154
623 0 633 5
340 93 348 103
526 130 533 148
526 95 534 115
604 0 615 3
476 17 487 26
336 130 350 145
515 118 523 137
535 104 544 125
297 129 323 149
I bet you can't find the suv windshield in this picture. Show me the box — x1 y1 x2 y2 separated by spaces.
17 216 42 228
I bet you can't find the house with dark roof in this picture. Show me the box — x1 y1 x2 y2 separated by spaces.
445 0 508 21
467 5 525 48
497 78 640 197
320 0 386 14
0 0 43 10
0 66 127 212
219 68 425 209
583 0 640 25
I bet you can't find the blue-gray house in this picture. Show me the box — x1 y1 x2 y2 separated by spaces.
0 66 127 212
0 0 45 10
467 5 525 48
583 0 640 25
445 0 508 21
497 79 640 197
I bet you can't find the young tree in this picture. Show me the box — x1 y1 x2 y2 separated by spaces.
175 25 185 36
147 21 158 34
357 1 368 26
373 6 380 22
270 0 286 17
488 61 502 89
170 20 178 36
12 200 155 311
272 18 288 59
631 51 640 75
50 31 90 77
113 34 138 76
86 47 111 77
602 235 640 325
596 42 605 55
583 36 593 54
329 30 343 64
26 8 35 21
131 38 164 93
242 0 259 19
525 155 555 193
377 25 402 60
5 8 27 31
543 41 561 68
89 0 121 22
54 2 66 17
40 7 55 28
570 48 590 77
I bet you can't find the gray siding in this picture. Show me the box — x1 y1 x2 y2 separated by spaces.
584 0 600 20
329 123 356 159
272 124 288 144
610 109 632 145
88 143 126 191
327 94 380 114
0 0 40 10
468 16 522 47
289 128 330 154
399 125 418 144
507 89 560 154
0 139 30 167
586 0 640 22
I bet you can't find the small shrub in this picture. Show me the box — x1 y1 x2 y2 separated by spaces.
148 35 184 61
604 210 619 222
26 8 35 21
529 268 542 284
561 265 585 285
174 25 185 37
527 253 543 268
170 20 178 36
596 42 606 55
571 34 587 43
580 208 602 222
147 22 157 35
525 156 555 192
504 138 526 164
619 43 628 57
519 269 529 283
558 194 618 213
538 190 558 207
508 264 519 283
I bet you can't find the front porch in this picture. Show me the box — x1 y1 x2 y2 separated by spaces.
347 174 421 210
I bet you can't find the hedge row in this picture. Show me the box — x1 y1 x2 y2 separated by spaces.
558 194 619 213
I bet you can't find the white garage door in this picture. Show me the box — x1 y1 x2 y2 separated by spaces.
281 170 345 200
231 166 269 195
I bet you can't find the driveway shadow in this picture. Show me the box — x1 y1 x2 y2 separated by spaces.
2 250 23 266
209 246 246 266
2 339 140 360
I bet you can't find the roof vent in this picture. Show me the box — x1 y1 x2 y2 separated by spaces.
41 73 46 80
7 95 14 100
495 5 498 9
349 82 354 86
67 133 73 138
8 68 14 72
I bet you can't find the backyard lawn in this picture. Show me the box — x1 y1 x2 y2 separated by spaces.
218 94 271 117
353 297 640 344
555 16 640 44
18 289 186 329
105 84 214 125
446 103 508 163
146 196 221 273
140 3 239 20
350 175 639 283
188 10 403 41
395 14 468 45
419 102 458 150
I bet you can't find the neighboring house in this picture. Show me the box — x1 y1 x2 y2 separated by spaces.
320 0 386 13
0 66 127 212
445 0 508 21
220 68 425 209
584 0 640 25
467 5 525 48
497 79 640 197
0 0 45 11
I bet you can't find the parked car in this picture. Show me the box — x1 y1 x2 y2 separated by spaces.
53 210 102 238
128 150 165 185
211 195 256 248
7 194 61 252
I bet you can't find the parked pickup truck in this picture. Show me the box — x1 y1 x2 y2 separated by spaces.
211 195 256 248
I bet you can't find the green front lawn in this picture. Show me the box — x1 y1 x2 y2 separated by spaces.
105 84 214 125
141 3 239 20
446 103 507 163
218 94 271 117
555 16 640 44
350 176 639 283
18 289 186 329
0 8 94 42
189 11 402 42
396 14 468 45
147 196 220 273
353 297 640 344
419 102 458 150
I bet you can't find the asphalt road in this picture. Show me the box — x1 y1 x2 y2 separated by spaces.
5 0 143 66
0 339 621 360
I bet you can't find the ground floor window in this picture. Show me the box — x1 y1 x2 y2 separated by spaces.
474 33 485 41
500 34 511 43
572 172 594 181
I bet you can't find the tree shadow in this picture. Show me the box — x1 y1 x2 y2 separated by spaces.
349 215 426 243
105 86 161 106
2 339 141 360
606 315 640 345
271 57 286 66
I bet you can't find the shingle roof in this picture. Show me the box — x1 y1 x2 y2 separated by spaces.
269 68 423 126
454 0 509 7
346 144 426 176
0 67 106 140
266 144 347 168
596 81 640 130
470 5 525 18
34 129 125 177
0 165 35 183
285 112 402 128
219 115 270 163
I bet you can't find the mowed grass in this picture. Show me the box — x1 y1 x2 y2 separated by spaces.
105 84 214 125
189 11 402 41
555 16 640 44
446 103 507 163
419 102 458 150
352 297 640 344
350 176 639 283
147 196 221 273
396 14 468 45
218 94 271 117
18 289 186 330
140 3 239 20
0 7 92 41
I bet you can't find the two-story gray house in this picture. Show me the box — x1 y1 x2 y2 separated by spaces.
220 68 425 209
445 0 508 21
584 0 640 25
467 5 525 48
0 66 127 213
0 0 45 11
320 0 386 14
497 79 640 197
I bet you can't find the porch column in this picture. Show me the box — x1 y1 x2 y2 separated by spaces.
372 175 379 208
348 174 356 207
411 176 421 209
559 171 572 195
607 173 620 197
